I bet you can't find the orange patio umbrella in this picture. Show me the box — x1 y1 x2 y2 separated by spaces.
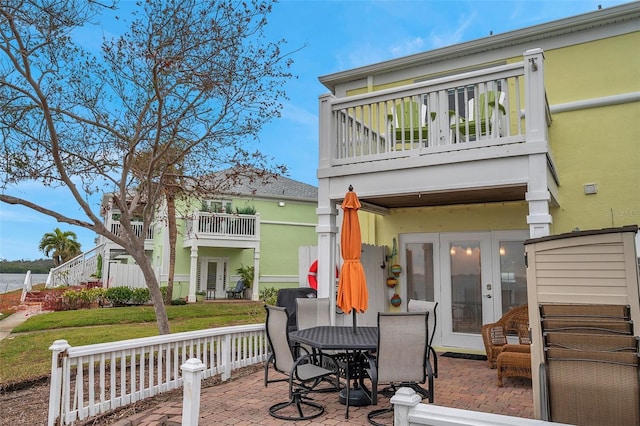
337 186 368 332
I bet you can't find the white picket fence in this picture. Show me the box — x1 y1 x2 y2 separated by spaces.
47 323 268 425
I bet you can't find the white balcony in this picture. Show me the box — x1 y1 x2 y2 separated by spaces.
318 49 554 212
184 212 260 249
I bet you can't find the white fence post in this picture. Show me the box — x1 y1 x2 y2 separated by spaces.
181 358 206 426
391 387 422 426
48 339 71 426
221 334 232 381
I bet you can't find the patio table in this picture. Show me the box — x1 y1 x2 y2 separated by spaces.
289 325 378 419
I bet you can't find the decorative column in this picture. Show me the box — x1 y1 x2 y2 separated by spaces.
317 93 340 322
316 180 338 321
188 246 198 302
251 249 260 301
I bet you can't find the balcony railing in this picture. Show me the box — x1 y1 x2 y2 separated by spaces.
185 212 259 241
109 221 154 241
320 49 550 168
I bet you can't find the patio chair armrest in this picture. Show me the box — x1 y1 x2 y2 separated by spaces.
502 343 530 354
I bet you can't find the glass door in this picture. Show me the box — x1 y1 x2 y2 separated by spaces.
200 258 227 299
440 233 494 349
400 231 528 351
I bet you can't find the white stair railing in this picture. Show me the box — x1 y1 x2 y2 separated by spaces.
47 244 106 288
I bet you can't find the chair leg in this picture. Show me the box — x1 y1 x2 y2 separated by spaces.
429 346 438 378
367 406 394 426
268 391 325 420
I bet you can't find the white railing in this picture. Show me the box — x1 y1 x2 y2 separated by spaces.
392 387 569 426
47 244 106 288
48 323 268 425
185 212 259 240
322 50 550 167
109 221 154 241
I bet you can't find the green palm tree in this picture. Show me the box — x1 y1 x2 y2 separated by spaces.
39 228 82 266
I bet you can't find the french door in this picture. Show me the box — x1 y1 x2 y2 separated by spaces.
400 231 528 351
200 258 228 299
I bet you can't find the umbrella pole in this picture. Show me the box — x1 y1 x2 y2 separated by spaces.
352 311 357 334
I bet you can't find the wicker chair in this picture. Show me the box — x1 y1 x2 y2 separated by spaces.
496 344 532 386
481 305 529 368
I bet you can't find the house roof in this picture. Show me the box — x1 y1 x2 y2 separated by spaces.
222 173 318 203
318 2 640 92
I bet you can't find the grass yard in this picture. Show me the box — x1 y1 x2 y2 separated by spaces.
0 292 266 387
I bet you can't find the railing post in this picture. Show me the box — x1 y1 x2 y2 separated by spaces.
48 339 71 426
221 334 232 381
318 93 335 168
180 358 206 426
391 387 422 426
523 48 547 144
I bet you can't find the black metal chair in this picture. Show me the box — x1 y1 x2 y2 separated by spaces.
263 305 339 421
366 312 434 426
226 279 245 299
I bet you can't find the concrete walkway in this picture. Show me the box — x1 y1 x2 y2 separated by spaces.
0 304 45 340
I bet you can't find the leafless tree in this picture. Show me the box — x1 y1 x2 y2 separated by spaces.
0 0 292 334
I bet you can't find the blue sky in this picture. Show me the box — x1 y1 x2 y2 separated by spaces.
0 0 630 261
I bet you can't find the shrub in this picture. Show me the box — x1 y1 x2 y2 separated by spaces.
259 287 278 306
171 298 187 305
130 288 150 305
104 287 134 306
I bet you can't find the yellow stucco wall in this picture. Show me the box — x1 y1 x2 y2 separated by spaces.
545 33 640 104
545 32 640 233
374 202 529 248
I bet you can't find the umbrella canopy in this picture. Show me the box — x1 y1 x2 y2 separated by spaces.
337 187 368 315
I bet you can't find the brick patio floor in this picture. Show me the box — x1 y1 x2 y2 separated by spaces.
111 353 532 425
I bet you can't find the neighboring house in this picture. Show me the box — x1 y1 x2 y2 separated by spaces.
91 173 318 301
313 3 640 353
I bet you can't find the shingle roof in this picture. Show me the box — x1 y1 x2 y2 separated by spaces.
223 173 318 202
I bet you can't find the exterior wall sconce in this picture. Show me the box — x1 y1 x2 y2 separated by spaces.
278 201 286 207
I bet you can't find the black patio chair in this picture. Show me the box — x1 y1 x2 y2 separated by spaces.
226 279 245 299
408 299 439 377
263 305 339 420
366 312 434 426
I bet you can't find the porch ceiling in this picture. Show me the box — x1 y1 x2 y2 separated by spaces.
355 185 528 210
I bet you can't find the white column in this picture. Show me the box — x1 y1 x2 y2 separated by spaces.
526 155 552 238
316 179 338 320
524 49 552 239
188 246 198 302
251 249 260 301
181 358 206 426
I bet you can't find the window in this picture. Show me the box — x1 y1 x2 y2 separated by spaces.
201 199 232 213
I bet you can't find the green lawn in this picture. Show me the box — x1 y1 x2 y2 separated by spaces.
0 302 266 386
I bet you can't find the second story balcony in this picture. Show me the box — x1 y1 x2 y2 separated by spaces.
184 211 260 249
318 49 553 188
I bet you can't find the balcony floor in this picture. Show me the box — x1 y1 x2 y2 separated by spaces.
107 353 533 425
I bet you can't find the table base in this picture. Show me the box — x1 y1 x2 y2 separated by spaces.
339 387 371 407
